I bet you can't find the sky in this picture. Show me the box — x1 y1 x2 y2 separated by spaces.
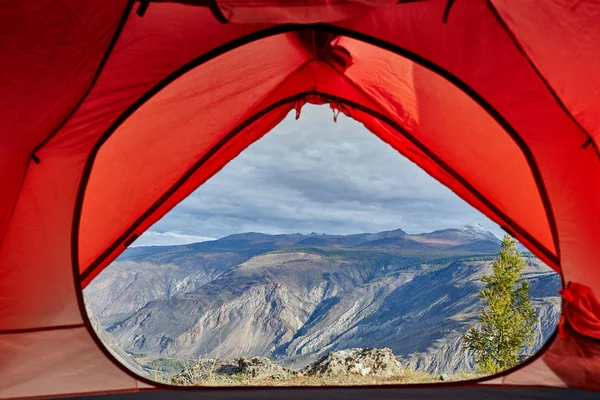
134 105 505 247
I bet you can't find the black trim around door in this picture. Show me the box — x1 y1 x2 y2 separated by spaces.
68 23 566 390
72 90 562 391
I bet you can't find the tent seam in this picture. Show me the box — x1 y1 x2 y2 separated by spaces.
67 25 320 286
330 63 557 266
79 58 319 281
316 23 561 270
0 160 30 257
78 36 355 280
320 61 558 264
485 0 600 162
0 323 85 335
32 0 135 155
321 62 390 116
0 0 134 261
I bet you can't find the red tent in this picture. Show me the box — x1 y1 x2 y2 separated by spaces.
1 0 600 398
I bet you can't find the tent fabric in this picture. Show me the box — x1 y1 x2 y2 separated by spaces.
0 328 139 399
489 0 600 152
214 0 399 23
1 0 600 398
543 324 600 391
560 282 600 340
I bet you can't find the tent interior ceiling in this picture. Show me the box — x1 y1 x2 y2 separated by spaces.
1 0 600 398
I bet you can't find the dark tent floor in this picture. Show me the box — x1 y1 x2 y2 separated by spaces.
73 387 599 400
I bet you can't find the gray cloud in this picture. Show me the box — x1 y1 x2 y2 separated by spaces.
135 105 504 246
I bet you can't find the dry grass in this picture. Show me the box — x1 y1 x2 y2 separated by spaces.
183 370 482 387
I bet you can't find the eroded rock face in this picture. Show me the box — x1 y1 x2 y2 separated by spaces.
303 348 403 377
239 357 292 379
87 228 560 375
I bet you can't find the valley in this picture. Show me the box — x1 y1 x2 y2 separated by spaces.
83 224 560 380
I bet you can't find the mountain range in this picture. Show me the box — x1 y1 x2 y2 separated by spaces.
84 224 560 374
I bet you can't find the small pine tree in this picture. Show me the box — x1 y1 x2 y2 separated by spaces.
463 234 538 374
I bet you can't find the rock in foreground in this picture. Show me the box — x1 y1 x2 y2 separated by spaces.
171 357 291 385
239 357 293 379
302 348 403 377
169 348 481 386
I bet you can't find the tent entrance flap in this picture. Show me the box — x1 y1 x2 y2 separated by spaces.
76 33 559 287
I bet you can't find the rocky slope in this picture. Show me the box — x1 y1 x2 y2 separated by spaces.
84 225 561 374
168 348 468 386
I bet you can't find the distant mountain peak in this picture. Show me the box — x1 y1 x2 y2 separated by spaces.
125 225 503 253
418 224 499 247
457 223 499 241
459 223 487 232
